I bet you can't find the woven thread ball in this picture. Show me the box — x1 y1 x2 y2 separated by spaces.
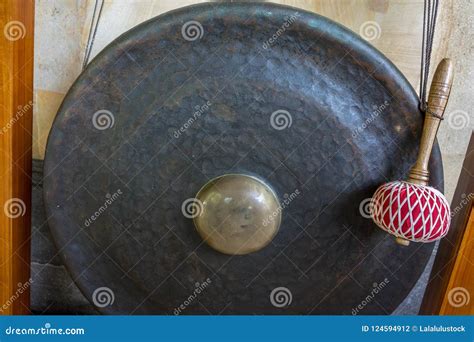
370 181 451 243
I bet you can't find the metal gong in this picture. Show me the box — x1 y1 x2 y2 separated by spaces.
43 3 443 314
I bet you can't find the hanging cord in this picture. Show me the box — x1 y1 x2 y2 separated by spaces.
81 0 440 108
82 0 104 70
419 0 440 116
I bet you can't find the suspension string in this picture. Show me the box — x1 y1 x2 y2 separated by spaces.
81 0 440 114
419 0 440 113
82 0 104 70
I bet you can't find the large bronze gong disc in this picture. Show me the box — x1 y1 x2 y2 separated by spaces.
44 3 443 314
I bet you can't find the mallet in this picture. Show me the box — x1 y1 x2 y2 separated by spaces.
371 58 454 246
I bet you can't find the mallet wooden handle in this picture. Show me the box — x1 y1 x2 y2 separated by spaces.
407 58 454 186
395 59 454 247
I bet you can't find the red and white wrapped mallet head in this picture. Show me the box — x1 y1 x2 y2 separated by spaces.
371 181 450 244
371 59 454 246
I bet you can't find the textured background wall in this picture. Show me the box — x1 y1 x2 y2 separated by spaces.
31 0 473 314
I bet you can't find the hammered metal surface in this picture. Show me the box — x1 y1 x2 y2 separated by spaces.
43 2 443 314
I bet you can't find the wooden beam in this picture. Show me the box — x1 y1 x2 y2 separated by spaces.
420 132 474 314
0 0 34 315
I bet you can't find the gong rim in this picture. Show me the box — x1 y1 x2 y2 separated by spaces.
43 2 443 315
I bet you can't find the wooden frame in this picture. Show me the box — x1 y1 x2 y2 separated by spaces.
0 0 34 315
420 132 474 314
0 0 469 316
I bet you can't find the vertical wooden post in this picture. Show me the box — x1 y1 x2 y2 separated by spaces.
420 133 474 314
0 0 34 315
438 206 474 314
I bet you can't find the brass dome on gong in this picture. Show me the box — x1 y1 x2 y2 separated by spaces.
193 174 281 255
